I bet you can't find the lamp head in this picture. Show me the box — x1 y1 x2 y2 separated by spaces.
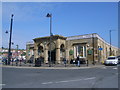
46 13 51 17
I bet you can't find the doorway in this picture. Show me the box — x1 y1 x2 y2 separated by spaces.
48 49 56 64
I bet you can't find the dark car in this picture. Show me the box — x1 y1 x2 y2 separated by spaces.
79 57 86 64
117 56 120 64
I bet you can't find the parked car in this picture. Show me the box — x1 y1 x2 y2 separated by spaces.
104 56 118 66
117 56 120 65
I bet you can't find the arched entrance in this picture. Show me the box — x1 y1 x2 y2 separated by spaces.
38 45 44 63
47 42 56 64
60 44 65 60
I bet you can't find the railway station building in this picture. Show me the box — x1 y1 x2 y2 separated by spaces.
26 33 118 64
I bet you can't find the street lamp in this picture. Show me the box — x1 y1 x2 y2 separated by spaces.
8 14 14 65
46 13 52 67
16 45 19 66
109 30 116 56
92 34 95 65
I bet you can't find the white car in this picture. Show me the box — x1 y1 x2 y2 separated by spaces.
104 56 118 65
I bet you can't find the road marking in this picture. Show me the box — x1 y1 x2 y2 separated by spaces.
100 67 107 69
113 67 117 69
0 84 6 86
84 77 96 80
41 77 96 85
42 82 53 84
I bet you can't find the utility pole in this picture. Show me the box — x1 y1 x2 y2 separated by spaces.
109 30 112 56
8 14 14 65
92 34 95 65
16 45 19 60
109 30 116 56
46 13 52 67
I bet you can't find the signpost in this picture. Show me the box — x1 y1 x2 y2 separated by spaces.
99 48 103 50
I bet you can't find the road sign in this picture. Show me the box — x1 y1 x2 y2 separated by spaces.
99 48 103 50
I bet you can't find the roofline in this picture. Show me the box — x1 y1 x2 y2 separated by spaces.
66 33 118 49
33 35 67 40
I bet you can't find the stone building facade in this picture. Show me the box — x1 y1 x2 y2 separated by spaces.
26 41 34 61
26 33 118 64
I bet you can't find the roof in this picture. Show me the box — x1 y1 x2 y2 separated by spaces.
33 35 67 41
66 33 118 49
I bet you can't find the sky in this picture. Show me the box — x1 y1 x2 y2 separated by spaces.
2 2 118 49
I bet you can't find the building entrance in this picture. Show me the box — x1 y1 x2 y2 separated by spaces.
48 49 56 64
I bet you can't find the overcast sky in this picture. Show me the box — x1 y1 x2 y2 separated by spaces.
2 2 118 49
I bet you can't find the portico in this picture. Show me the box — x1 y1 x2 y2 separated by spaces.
33 35 67 64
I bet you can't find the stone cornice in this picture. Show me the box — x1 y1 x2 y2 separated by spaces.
33 35 67 41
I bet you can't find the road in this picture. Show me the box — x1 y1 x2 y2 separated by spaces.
2 66 119 88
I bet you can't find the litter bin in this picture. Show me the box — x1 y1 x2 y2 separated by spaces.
35 58 41 67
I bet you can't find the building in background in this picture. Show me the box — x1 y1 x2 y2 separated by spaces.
26 33 118 64
26 41 34 62
0 47 26 60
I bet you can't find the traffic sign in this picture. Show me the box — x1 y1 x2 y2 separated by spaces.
99 48 103 50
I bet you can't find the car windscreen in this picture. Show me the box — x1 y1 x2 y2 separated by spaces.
107 57 116 60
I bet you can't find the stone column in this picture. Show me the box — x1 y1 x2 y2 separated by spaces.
83 46 84 57
44 48 48 64
65 49 69 62
76 45 78 57
34 43 38 63
74 46 76 59
56 48 60 64
56 39 61 64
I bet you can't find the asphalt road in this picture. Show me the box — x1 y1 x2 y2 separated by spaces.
2 66 119 88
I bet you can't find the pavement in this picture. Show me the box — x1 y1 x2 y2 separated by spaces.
1 63 105 69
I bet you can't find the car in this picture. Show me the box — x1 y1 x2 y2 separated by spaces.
117 56 120 66
104 56 118 66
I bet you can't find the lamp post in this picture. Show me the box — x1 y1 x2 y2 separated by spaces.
43 41 47 64
92 34 95 65
8 14 14 65
109 30 116 56
46 13 52 67
16 44 19 66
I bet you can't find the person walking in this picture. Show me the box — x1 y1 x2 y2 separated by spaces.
77 55 80 67
16 58 18 66
63 58 67 67
86 59 89 66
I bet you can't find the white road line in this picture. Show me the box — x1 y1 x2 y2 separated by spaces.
41 77 96 85
42 82 53 84
84 77 96 80
0 84 6 86
101 67 107 69
113 68 117 69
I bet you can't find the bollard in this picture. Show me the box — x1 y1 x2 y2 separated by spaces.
86 60 89 66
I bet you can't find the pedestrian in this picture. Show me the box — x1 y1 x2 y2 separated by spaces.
16 59 18 66
75 59 78 66
77 55 80 67
63 58 67 67
5 58 7 65
86 60 89 66
78 60 80 67
70 59 73 64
